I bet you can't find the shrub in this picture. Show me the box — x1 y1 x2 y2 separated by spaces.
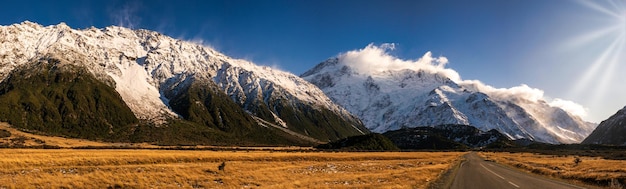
573 157 582 166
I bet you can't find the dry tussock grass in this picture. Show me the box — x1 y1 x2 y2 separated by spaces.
479 152 626 188
0 123 124 148
0 123 312 150
0 149 463 188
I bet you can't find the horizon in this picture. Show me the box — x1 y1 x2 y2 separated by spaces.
1 0 624 122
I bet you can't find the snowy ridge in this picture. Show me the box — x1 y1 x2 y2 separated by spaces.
0 21 356 126
302 44 596 144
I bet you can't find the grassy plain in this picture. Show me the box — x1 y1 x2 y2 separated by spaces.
0 149 464 188
479 152 626 188
0 123 118 148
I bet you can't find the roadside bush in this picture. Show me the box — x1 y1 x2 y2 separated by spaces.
0 129 10 138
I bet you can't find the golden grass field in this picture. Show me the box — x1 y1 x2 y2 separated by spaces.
0 149 464 188
0 123 124 148
0 122 312 151
479 152 626 188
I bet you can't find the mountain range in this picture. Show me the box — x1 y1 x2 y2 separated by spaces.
0 21 366 145
0 21 612 147
301 44 596 144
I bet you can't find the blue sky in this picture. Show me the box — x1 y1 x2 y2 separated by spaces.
1 0 624 122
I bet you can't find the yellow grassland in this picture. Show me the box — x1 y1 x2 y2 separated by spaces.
0 123 312 150
0 149 464 188
0 123 126 148
479 152 626 188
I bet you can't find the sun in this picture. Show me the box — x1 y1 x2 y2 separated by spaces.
567 0 626 109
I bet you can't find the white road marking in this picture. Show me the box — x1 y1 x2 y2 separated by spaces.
508 181 520 188
482 163 521 188
480 163 505 179
477 155 588 189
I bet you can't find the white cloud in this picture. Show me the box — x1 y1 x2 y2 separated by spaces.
337 43 589 120
189 38 205 45
110 1 141 29
549 98 589 118
188 38 218 50
460 80 545 102
461 80 589 119
338 43 460 82
379 43 396 50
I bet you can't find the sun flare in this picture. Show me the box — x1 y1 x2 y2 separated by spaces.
568 0 626 111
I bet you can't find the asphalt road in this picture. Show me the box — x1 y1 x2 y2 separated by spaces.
451 152 587 189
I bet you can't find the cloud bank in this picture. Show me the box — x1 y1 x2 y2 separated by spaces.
336 43 589 119
338 43 459 81
549 98 589 118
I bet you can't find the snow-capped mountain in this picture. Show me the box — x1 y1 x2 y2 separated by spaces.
302 44 596 144
0 21 366 144
582 106 626 145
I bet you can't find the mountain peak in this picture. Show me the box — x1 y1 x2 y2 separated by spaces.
303 44 595 144
582 106 626 145
19 20 43 28
54 22 70 29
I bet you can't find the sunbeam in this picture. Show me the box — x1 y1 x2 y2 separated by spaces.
561 25 621 49
588 34 625 106
568 32 622 96
567 0 626 110
578 0 623 18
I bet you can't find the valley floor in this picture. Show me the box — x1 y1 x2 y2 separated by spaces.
0 149 463 188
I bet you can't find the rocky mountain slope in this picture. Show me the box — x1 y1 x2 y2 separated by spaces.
316 133 400 151
582 106 626 145
0 21 367 145
382 125 513 150
302 44 595 144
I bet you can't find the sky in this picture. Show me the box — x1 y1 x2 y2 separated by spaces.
0 0 624 122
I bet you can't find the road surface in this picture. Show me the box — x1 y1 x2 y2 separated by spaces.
451 152 587 189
